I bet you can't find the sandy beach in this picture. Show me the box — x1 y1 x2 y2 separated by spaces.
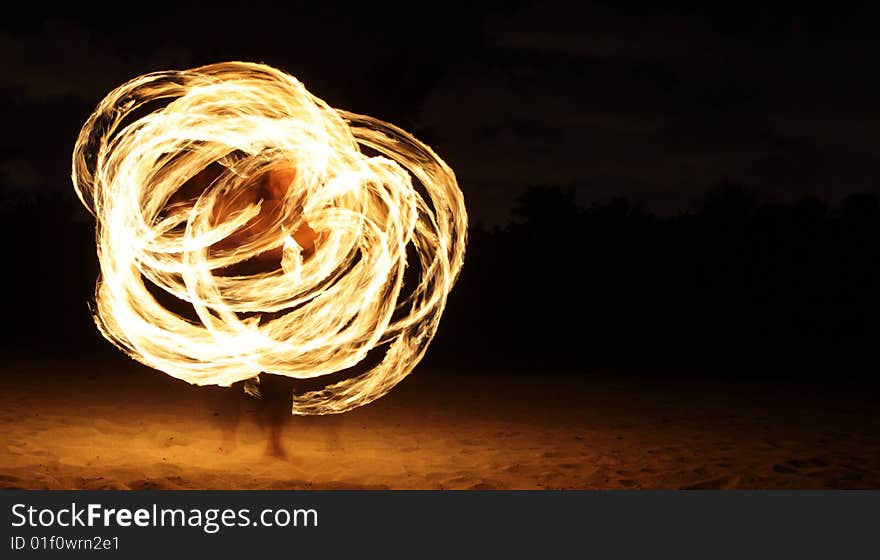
1 354 878 490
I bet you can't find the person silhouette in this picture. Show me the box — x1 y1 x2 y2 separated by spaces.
169 162 317 458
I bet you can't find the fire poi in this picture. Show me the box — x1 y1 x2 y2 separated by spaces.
71 62 467 415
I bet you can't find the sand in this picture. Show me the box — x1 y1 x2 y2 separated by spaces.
1 354 879 490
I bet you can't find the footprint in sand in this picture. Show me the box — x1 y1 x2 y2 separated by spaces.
8 445 53 459
127 477 192 490
446 475 476 486
468 482 500 490
127 479 164 490
91 419 124 435
775 455 833 475
0 474 24 489
76 476 127 490
681 475 741 489
494 431 521 438
158 435 193 448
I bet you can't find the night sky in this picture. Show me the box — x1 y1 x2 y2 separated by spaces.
3 2 880 224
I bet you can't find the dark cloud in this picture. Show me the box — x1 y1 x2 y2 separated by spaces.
0 4 496 197
0 19 192 100
418 2 880 223
2 2 880 224
0 19 194 195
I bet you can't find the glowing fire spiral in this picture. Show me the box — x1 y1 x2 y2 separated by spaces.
72 62 466 415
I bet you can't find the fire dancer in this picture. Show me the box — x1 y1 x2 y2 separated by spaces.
170 163 317 458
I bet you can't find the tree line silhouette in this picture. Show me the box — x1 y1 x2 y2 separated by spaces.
3 183 878 378
429 184 880 377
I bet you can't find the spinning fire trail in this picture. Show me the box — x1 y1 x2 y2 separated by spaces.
72 62 467 415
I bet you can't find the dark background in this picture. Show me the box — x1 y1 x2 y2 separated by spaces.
3 1 880 379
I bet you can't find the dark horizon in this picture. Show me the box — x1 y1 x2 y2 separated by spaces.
3 180 879 380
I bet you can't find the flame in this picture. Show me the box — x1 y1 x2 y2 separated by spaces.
71 62 467 414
